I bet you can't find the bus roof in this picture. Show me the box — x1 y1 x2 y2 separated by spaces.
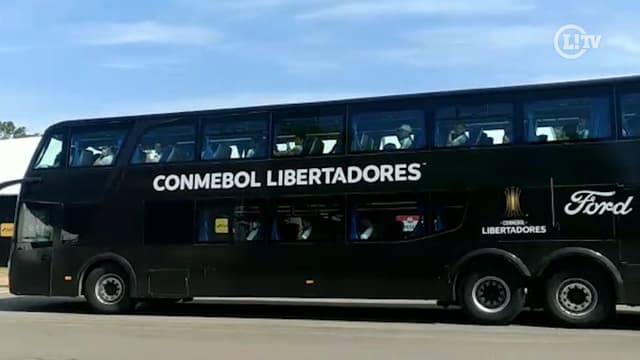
50 74 640 129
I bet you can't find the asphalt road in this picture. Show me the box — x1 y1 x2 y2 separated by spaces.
2 296 640 360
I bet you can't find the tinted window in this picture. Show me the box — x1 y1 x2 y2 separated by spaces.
435 103 513 147
431 192 466 233
349 195 426 242
201 115 268 161
132 123 195 164
197 200 265 243
621 93 640 137
69 128 127 167
272 198 343 242
18 203 54 247
524 96 611 143
350 110 425 152
34 133 64 169
273 115 344 157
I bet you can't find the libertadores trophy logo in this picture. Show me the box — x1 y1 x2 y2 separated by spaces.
482 186 547 235
504 186 524 219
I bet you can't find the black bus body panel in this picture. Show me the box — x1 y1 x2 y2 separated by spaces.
9 76 640 305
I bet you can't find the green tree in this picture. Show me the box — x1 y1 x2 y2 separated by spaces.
0 121 29 139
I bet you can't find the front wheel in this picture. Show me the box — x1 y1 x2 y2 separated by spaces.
460 270 526 325
84 264 133 314
543 269 613 327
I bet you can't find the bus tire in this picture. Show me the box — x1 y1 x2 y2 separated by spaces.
543 268 613 327
460 269 525 325
84 264 133 314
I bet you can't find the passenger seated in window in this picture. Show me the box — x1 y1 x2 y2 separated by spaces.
285 135 304 156
146 143 163 163
447 123 468 147
359 217 376 240
298 218 313 241
93 146 114 166
502 129 512 144
576 118 590 139
245 220 261 241
396 124 414 149
246 136 266 158
553 126 568 141
477 132 493 145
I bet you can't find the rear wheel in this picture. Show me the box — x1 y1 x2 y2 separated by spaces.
84 264 133 314
543 268 613 327
460 269 526 325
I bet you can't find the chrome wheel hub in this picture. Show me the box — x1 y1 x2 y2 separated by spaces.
95 274 125 305
556 278 597 317
472 276 511 314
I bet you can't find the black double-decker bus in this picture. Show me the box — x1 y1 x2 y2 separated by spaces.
6 76 640 327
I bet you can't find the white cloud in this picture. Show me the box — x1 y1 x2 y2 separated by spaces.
406 25 552 47
101 56 187 71
74 21 219 46
17 91 378 131
134 91 376 114
368 25 553 68
280 59 343 76
608 34 640 56
297 0 536 21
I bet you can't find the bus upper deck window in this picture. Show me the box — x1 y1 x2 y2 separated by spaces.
201 115 268 161
132 123 195 165
349 110 425 153
34 133 64 169
69 128 128 167
621 93 640 138
524 96 611 143
273 115 344 157
434 103 513 148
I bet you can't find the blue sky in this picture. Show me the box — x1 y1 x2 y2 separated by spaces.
0 0 638 132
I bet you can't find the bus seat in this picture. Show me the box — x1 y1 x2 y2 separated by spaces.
331 137 342 154
199 212 211 242
161 146 177 162
271 219 280 241
349 207 359 241
213 145 232 159
78 149 94 167
202 142 215 160
310 139 325 155
358 134 369 151
410 219 426 237
412 130 425 149
367 138 375 151
131 147 145 164
301 137 316 156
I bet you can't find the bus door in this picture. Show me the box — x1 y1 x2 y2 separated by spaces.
10 202 62 296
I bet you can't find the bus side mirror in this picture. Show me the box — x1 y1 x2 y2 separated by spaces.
0 177 42 191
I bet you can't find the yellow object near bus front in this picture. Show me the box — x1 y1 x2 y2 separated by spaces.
0 223 14 238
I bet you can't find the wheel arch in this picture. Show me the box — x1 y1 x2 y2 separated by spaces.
77 253 138 297
535 247 624 302
450 248 531 302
